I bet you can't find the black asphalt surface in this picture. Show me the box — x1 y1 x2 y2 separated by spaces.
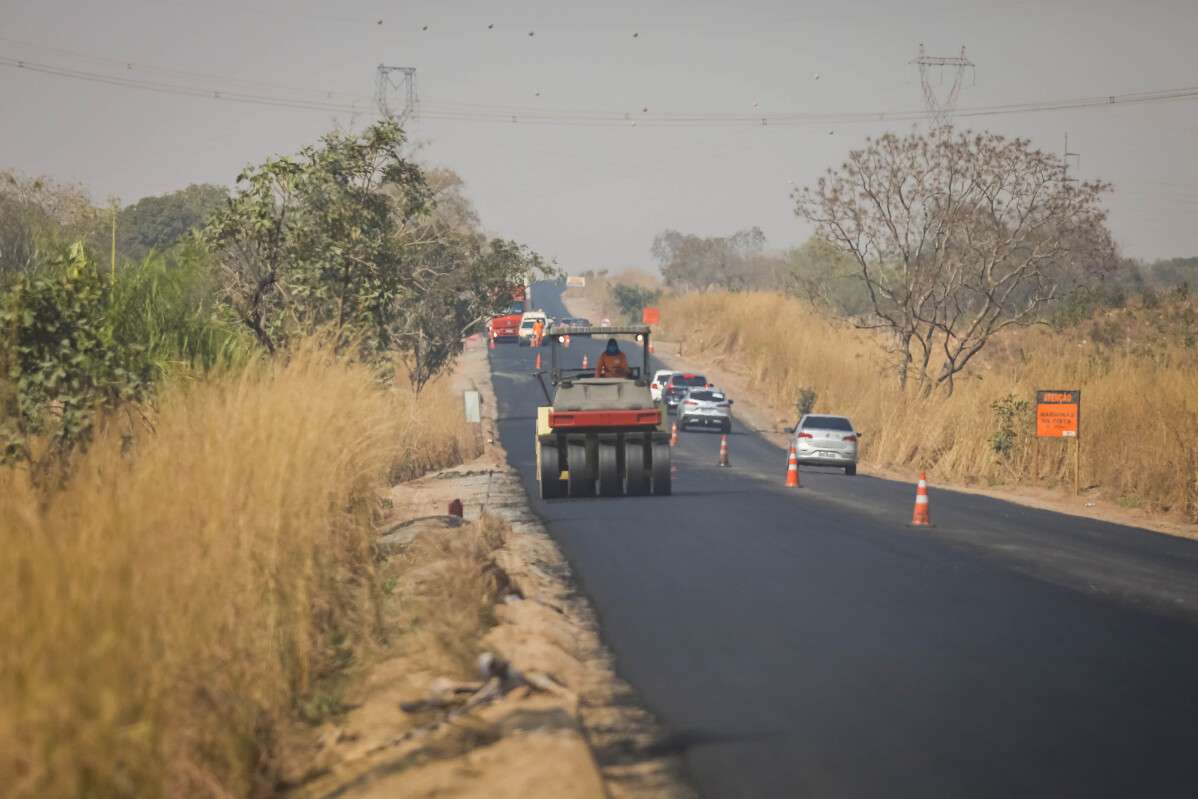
490 283 1198 799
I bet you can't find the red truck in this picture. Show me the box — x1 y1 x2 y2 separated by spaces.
487 284 528 343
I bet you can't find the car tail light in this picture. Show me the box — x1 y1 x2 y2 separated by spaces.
651 383 658 389
842 435 857 443
798 432 813 439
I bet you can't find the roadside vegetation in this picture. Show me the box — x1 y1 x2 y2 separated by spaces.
660 290 1198 519
1 121 541 796
593 126 1198 522
0 347 476 796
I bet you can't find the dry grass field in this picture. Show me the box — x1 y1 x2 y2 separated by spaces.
660 291 1198 520
0 344 477 797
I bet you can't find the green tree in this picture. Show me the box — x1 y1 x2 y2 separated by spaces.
116 184 228 263
203 120 546 384
203 120 431 356
397 236 543 390
782 237 873 316
0 244 152 468
609 283 662 322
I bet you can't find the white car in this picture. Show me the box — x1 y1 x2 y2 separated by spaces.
792 414 860 476
650 370 678 402
518 310 548 345
679 389 733 433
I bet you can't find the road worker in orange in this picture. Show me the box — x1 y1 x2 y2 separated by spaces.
532 318 544 347
596 338 630 378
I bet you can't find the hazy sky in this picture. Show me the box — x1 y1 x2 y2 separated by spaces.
3 0 1197 271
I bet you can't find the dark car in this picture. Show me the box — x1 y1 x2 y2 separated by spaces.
560 317 593 336
663 373 711 414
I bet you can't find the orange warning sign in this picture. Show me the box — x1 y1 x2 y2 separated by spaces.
642 306 660 325
1036 389 1080 438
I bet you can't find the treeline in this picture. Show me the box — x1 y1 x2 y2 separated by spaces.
0 120 544 473
650 229 1196 324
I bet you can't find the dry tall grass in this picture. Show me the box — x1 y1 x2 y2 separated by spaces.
661 291 1198 519
0 345 476 797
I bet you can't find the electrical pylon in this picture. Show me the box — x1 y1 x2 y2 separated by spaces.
910 44 975 129
375 65 418 124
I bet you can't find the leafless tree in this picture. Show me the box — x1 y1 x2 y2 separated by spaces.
795 128 1115 394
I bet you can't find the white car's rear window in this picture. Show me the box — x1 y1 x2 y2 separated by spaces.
802 416 853 431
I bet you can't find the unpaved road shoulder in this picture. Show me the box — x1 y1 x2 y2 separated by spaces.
282 337 693 799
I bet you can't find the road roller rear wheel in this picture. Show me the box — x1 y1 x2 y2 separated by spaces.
567 442 594 497
539 441 562 499
626 439 650 496
598 440 622 496
651 440 672 496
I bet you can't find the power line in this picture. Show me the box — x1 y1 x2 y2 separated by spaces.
0 35 372 102
3 51 1198 128
0 56 369 115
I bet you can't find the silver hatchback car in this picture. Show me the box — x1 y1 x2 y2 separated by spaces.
792 414 860 475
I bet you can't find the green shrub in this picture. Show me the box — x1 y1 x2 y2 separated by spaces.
0 244 151 466
990 394 1030 458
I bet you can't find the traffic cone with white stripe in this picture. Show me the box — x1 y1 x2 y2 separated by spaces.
534 352 542 370
582 353 589 369
670 422 679 447
489 336 496 350
718 434 731 467
786 445 800 487
911 471 932 526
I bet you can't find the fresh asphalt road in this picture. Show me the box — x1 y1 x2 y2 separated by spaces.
489 283 1198 798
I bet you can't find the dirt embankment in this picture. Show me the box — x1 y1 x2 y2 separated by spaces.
279 337 693 799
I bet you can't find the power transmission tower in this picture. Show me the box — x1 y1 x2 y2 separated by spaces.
375 65 418 124
1062 133 1080 183
910 44 975 128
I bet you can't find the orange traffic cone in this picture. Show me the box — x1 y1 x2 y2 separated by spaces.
489 336 496 350
534 352 542 370
718 434 731 467
785 445 800 487
582 353 589 369
670 422 678 447
649 341 655 354
911 471 932 526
